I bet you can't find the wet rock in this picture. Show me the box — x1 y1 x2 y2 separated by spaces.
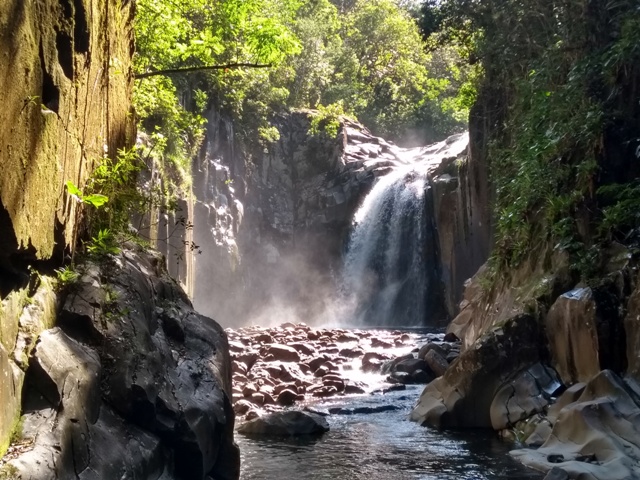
394 358 427 375
543 467 569 480
344 384 367 394
276 389 298 406
290 342 316 356
443 332 459 343
263 344 301 363
418 342 447 360
328 405 400 415
411 369 435 384
239 410 329 437
371 338 394 349
340 347 365 358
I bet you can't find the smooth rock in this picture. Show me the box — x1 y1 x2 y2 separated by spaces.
238 411 329 436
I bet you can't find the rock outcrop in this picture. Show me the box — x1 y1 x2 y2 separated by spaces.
410 314 547 429
0 0 134 266
0 0 134 457
191 110 479 327
512 370 640 480
2 248 239 480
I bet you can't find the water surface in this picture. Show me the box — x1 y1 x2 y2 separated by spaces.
238 385 543 480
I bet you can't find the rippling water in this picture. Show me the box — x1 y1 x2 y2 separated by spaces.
238 385 543 480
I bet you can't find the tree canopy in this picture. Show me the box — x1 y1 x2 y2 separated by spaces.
133 0 471 175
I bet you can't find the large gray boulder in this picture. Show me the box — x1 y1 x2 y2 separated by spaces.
238 410 329 437
511 370 640 480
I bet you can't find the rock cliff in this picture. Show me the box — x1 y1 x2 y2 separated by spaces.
2 248 239 480
191 110 486 326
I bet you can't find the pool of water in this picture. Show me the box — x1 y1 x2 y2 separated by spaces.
238 385 543 480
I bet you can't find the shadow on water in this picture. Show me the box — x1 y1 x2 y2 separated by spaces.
238 386 544 480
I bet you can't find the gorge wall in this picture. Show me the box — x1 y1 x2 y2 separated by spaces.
0 0 134 459
0 2 239 479
189 110 490 327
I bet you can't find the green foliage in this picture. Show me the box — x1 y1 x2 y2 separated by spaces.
134 0 469 158
55 265 80 286
308 101 352 138
598 182 640 241
426 0 640 281
86 229 121 257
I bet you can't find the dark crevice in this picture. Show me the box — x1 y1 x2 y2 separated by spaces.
0 199 30 297
73 0 89 54
40 43 60 113
56 29 74 80
59 0 72 19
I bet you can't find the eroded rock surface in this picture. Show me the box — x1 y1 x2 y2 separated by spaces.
3 248 239 480
512 370 640 480
411 314 545 429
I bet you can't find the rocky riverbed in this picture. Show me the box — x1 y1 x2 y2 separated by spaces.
227 323 460 423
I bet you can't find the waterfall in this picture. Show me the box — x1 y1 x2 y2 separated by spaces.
342 166 434 327
341 133 468 327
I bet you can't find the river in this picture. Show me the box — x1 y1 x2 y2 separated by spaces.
238 371 544 479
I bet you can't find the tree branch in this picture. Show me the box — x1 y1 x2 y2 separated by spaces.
135 63 272 79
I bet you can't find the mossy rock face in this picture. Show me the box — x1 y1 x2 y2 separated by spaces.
0 276 57 457
0 0 134 262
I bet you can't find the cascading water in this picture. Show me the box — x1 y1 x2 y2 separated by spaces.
342 133 469 327
343 166 434 327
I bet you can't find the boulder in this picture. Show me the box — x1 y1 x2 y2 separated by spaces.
424 349 449 377
411 314 543 429
489 363 562 430
263 344 301 362
238 411 329 436
10 249 241 480
511 370 640 480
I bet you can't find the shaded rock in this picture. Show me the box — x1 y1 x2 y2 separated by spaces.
394 358 427 375
411 369 435 384
276 389 298 406
424 349 449 377
344 384 366 394
411 314 543 429
443 332 459 343
238 411 329 437
418 342 447 360
290 342 316 356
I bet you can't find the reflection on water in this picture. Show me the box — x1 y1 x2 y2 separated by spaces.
238 386 543 480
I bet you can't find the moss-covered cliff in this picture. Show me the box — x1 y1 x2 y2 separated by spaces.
0 0 134 268
0 0 134 461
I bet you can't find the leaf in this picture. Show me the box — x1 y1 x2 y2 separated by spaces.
65 180 83 198
83 194 109 208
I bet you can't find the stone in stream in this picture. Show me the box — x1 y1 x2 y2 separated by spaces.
238 411 330 437
328 405 400 415
263 344 301 362
424 349 449 377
